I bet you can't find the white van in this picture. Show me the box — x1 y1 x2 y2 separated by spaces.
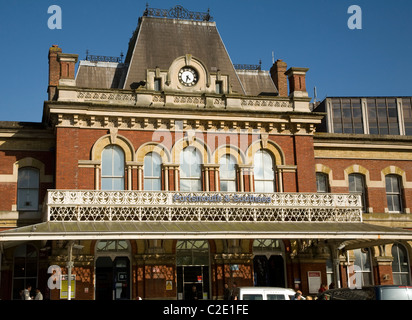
238 287 296 300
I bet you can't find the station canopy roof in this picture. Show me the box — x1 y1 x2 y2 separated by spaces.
1 221 412 250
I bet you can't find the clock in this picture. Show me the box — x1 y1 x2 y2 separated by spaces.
178 67 198 87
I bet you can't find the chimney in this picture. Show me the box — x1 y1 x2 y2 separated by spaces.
48 45 78 100
270 59 288 97
58 53 78 83
285 67 309 97
48 45 62 100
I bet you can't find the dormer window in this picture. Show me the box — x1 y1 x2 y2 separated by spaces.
216 81 223 94
154 78 162 91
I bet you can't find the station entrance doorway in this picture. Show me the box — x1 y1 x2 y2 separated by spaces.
253 239 286 287
176 240 210 300
95 240 131 300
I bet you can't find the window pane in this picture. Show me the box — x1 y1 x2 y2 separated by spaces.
144 153 153 175
220 155 236 192
180 147 202 191
18 189 39 210
152 153 161 177
386 175 402 212
113 147 124 176
254 150 275 192
392 244 411 285
101 147 113 176
17 168 39 210
316 173 328 193
180 179 191 192
152 179 161 191
264 180 274 193
144 153 162 191
403 98 412 135
112 178 124 190
101 178 112 190
18 168 39 188
101 145 125 190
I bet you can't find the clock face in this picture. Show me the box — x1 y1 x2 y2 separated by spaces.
178 67 198 87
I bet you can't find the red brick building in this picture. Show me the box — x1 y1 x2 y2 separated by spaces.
0 6 411 300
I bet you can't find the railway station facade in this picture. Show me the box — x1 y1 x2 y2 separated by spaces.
0 6 412 300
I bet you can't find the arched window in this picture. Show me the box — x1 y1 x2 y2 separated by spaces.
349 173 367 212
96 240 130 253
17 167 40 211
101 145 125 190
144 152 162 191
385 175 403 213
254 150 275 192
180 147 202 191
353 248 373 286
176 240 210 266
392 243 411 285
219 154 236 192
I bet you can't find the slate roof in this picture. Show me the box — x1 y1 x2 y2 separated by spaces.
75 60 127 89
74 15 279 96
122 16 246 94
236 70 278 96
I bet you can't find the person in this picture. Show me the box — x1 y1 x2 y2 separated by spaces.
293 290 303 300
190 285 199 300
223 283 231 300
329 282 335 289
23 285 32 300
34 288 43 300
231 282 239 300
318 283 328 294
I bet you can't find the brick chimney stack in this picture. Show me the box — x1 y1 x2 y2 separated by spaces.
48 45 62 100
285 67 309 98
48 45 78 100
270 59 288 97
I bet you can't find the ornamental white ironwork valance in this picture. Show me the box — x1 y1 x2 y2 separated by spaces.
45 190 362 223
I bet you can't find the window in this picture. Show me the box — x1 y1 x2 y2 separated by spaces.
154 78 161 91
385 175 402 212
13 244 38 300
316 172 329 193
392 244 411 285
101 145 125 190
96 240 130 252
331 98 363 134
354 248 373 286
367 98 399 135
254 150 275 192
349 173 367 212
176 240 209 266
17 167 39 211
180 147 202 191
402 98 412 135
219 154 236 191
216 81 223 94
144 152 162 191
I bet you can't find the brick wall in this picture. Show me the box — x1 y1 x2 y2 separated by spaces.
55 127 315 193
315 157 412 213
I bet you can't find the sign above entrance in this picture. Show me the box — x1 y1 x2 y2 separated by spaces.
173 193 271 204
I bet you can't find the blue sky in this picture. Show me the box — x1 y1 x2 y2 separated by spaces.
0 0 411 122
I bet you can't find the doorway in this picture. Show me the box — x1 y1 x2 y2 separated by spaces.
253 239 286 287
176 240 210 300
95 240 131 300
253 255 285 287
